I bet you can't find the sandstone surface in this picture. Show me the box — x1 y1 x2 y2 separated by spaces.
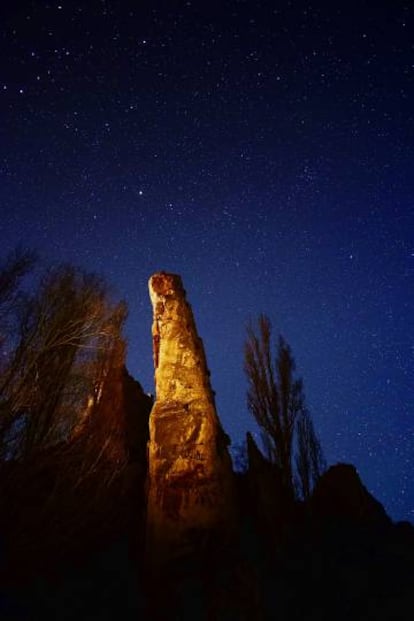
146 272 234 568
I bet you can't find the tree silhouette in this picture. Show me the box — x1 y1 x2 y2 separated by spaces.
0 254 145 571
0 247 36 354
295 409 326 500
0 260 127 458
231 440 249 474
244 314 325 498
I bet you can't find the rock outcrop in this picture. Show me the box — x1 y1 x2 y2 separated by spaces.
245 432 295 551
310 463 391 527
146 272 235 568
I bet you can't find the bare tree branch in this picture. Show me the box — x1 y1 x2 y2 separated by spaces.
244 315 326 498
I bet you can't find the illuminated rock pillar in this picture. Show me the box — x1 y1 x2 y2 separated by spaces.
146 272 234 568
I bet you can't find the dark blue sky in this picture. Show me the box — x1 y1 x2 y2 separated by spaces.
1 1 413 521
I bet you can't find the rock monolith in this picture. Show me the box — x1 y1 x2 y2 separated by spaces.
146 272 235 568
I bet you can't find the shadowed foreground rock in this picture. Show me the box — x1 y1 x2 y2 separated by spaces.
146 272 235 569
310 463 391 527
0 357 152 582
246 432 295 552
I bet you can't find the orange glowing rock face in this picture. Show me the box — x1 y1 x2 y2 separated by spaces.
146 272 235 568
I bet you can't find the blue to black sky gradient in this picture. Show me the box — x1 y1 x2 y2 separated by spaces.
1 1 413 521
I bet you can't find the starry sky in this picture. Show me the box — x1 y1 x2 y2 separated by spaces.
1 1 413 522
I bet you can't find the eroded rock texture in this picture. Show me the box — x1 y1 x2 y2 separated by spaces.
146 272 234 568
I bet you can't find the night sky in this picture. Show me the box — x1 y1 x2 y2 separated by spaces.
1 1 413 522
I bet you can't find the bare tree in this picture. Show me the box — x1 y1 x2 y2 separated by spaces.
0 253 136 569
0 247 36 307
0 262 127 458
244 314 325 498
0 247 36 354
295 409 326 500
